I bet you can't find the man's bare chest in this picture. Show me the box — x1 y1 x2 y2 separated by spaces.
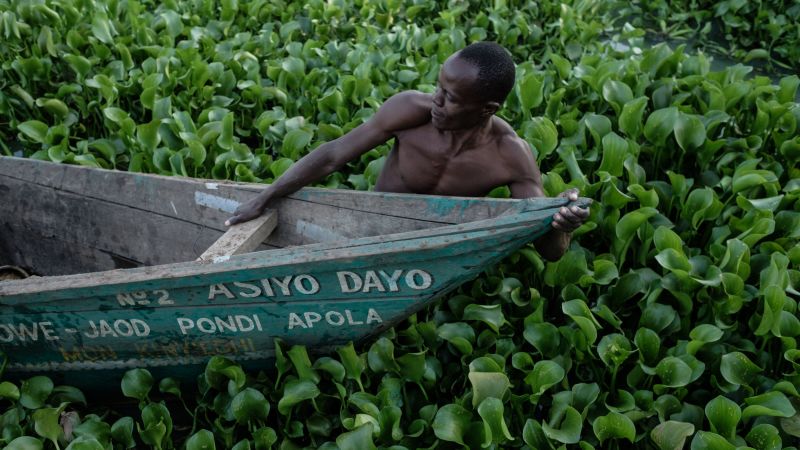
389 130 509 195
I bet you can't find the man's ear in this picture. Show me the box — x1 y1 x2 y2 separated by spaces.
481 101 500 117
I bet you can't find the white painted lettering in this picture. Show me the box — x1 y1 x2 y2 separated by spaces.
216 315 237 333
366 308 383 324
234 315 255 332
379 270 403 292
197 318 216 333
177 318 195 334
338 271 362 293
362 271 386 293
208 283 235 300
325 311 345 326
288 313 306 329
84 321 99 339
260 279 275 297
272 276 293 296
154 289 174 305
131 319 150 336
234 282 261 298
345 310 363 325
117 293 135 306
40 322 59 341
114 319 134 337
405 269 433 290
304 312 322 328
294 274 320 295
253 314 263 331
0 325 12 343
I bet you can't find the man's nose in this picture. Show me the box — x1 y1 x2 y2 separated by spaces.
432 88 444 106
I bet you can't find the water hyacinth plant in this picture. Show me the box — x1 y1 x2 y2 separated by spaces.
1 0 799 448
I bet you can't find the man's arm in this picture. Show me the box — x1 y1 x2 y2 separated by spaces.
506 140 588 261
226 91 432 226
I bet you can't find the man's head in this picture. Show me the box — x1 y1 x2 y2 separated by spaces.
430 42 515 130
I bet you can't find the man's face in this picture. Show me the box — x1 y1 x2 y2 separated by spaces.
430 53 491 130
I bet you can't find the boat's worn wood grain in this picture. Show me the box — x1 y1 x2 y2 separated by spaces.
199 211 277 262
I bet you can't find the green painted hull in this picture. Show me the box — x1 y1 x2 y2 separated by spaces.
0 157 588 386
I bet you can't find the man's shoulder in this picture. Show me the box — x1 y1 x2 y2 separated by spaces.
384 90 432 109
491 117 531 155
373 91 432 132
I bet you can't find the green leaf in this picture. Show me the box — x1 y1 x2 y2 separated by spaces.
689 431 736 450
602 80 633 109
519 73 545 111
269 158 294 178
432 404 472 445
650 421 695 450
186 429 216 450
525 360 565 397
368 337 400 373
653 227 683 252
597 333 633 368
524 117 558 159
336 423 376 450
477 397 513 445
18 121 49 144
674 113 706 151
281 129 313 159
704 396 740 440
111 417 135 449
469 372 510 407
121 368 153 402
644 107 678 144
0 381 20 400
598 132 628 177
277 379 320 415
635 327 661 365
91 15 115 44
463 304 505 333
720 352 762 386
619 97 648 139
523 321 560 357
522 419 550 449
337 342 365 388
20 376 53 409
231 388 269 424
742 391 796 420
33 406 65 447
542 406 582 444
5 436 44 450
592 412 635 443
655 356 693 387
745 424 782 450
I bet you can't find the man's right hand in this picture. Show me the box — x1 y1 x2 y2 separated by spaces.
225 197 267 226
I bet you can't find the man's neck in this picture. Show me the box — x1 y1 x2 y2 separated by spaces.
441 117 494 152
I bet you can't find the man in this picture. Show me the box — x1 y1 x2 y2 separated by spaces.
226 42 589 261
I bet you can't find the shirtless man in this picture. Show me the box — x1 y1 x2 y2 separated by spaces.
226 42 589 260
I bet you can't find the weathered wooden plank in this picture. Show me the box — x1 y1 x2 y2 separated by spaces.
0 176 221 271
199 211 278 262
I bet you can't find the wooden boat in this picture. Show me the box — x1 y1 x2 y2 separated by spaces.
0 156 589 386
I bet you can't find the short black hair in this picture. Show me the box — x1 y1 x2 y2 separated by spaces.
457 42 515 104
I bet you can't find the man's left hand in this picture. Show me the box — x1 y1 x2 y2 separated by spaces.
552 189 590 233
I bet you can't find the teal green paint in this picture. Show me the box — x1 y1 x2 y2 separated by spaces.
0 197 589 386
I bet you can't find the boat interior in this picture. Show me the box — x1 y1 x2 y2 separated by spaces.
0 158 518 277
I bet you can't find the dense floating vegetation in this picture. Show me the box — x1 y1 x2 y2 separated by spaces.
1 0 798 448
